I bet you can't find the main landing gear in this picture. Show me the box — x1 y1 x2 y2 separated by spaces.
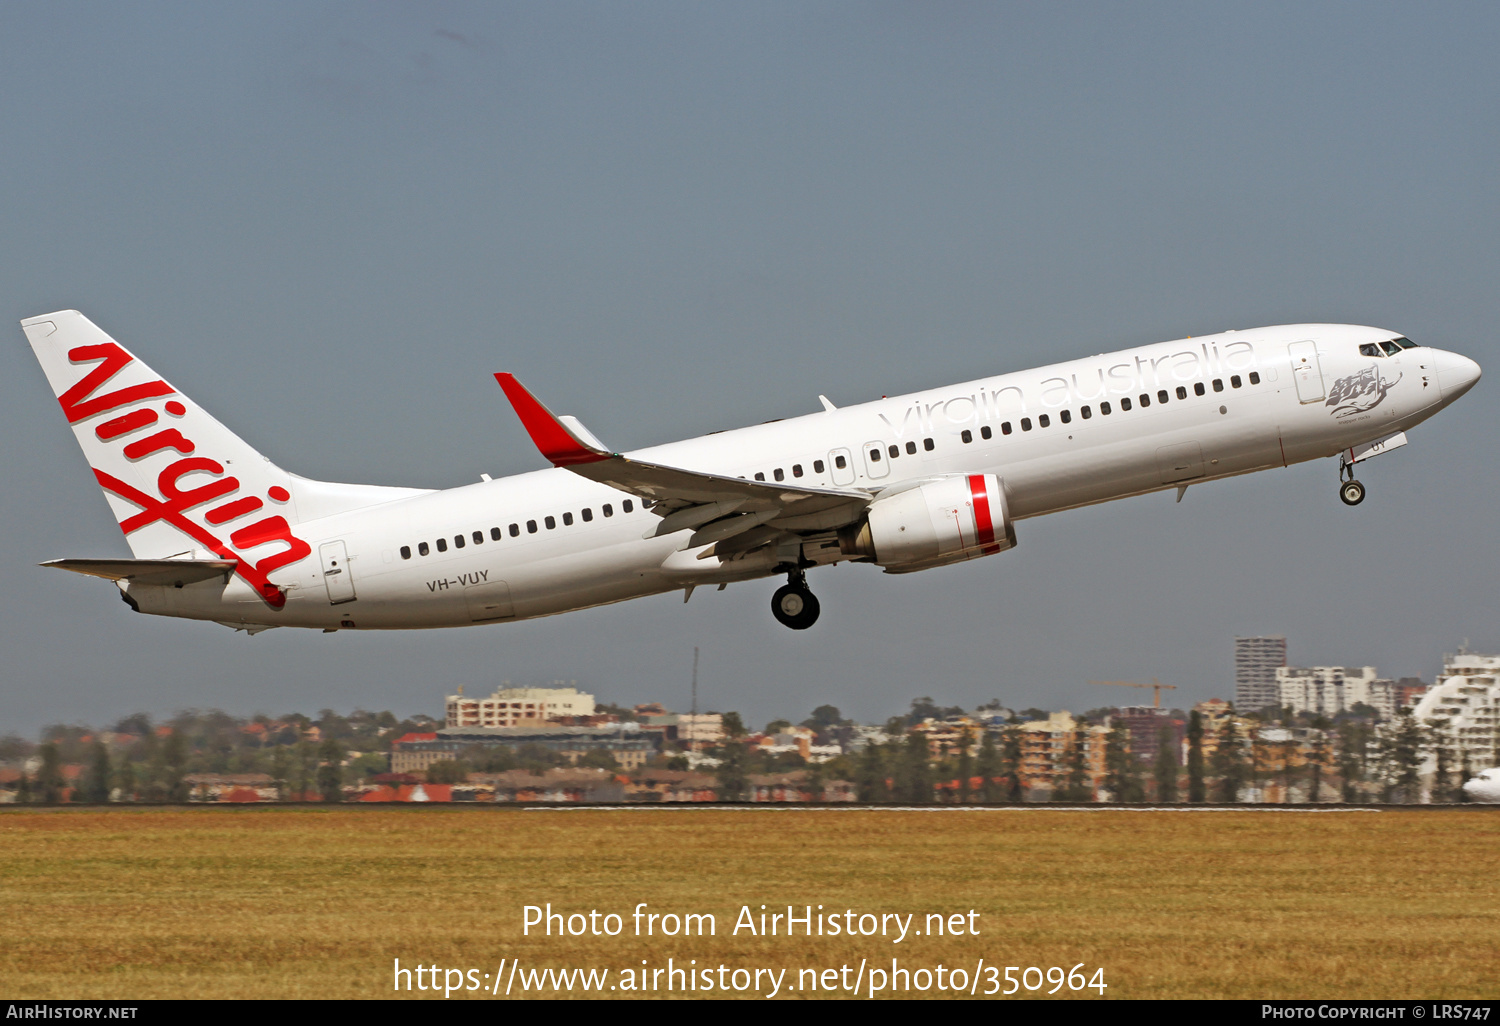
1339 461 1366 507
771 568 820 630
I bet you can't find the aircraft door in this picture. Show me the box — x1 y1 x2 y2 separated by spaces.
862 441 890 479
319 540 357 604
1289 341 1325 404
828 447 856 486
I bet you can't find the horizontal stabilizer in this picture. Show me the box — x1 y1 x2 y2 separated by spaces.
42 557 237 586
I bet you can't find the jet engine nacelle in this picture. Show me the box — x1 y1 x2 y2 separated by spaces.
838 473 1016 573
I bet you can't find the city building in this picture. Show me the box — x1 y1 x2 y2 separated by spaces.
1017 711 1107 798
445 684 596 728
748 773 858 803
914 718 985 758
181 773 278 802
676 713 725 747
1235 636 1287 712
1412 651 1500 779
1276 666 1379 717
470 768 625 803
1363 676 1426 720
1112 706 1184 764
1191 699 1236 758
391 724 653 773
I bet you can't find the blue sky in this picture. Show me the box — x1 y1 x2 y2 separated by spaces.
3 3 1498 734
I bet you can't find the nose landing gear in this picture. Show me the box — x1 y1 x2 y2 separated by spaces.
771 568 820 630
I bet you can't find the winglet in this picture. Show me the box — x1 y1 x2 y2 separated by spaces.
494 373 612 466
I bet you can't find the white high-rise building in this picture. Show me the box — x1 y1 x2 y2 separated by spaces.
1276 666 1380 717
1413 651 1500 778
1235 636 1287 712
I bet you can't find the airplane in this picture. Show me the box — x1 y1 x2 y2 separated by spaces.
1462 769 1500 803
23 310 1480 633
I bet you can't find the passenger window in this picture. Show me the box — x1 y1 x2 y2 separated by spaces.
623 500 634 513
1039 414 1051 428
888 445 899 459
1249 371 1261 385
813 460 825 473
869 448 881 462
1002 422 1013 435
562 512 573 526
418 542 429 556
1380 340 1403 356
473 531 484 544
792 464 803 477
453 534 465 548
980 425 992 439
923 438 935 451
1060 409 1072 424
602 504 613 518
961 429 973 443
526 520 537 534
835 455 847 469
545 516 556 530
754 472 765 481
905 441 917 454
400 545 411 560
1139 394 1151 407
1162 389 1174 402
1121 397 1132 411
1230 375 1242 388
1021 418 1032 431
1081 406 1092 419
492 527 502 540
1100 402 1111 415
582 508 593 522
1192 383 1204 396
1360 343 1381 357
436 538 448 552
773 468 785 481
509 523 520 537
1212 379 1224 392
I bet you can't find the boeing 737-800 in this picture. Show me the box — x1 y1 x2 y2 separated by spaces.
24 310 1479 632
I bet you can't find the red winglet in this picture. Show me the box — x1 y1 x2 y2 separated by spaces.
494 373 610 467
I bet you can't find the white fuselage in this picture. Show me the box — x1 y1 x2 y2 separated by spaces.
120 323 1477 631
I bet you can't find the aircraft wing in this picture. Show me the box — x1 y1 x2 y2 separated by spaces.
495 374 872 547
42 557 238 586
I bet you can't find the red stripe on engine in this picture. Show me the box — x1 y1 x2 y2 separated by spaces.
968 474 999 554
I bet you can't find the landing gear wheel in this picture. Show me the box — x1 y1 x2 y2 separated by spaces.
771 584 821 630
1339 479 1366 506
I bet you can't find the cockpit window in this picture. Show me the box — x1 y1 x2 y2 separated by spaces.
1379 340 1403 357
1392 336 1418 350
1359 343 1384 358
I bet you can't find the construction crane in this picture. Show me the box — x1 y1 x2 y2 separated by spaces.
1088 678 1178 709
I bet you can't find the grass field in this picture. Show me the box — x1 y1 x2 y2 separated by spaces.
2 806 1496 1000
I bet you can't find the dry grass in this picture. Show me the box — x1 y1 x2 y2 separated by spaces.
1 806 1496 999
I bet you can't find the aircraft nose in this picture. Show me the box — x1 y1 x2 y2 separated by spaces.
1433 349 1482 401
